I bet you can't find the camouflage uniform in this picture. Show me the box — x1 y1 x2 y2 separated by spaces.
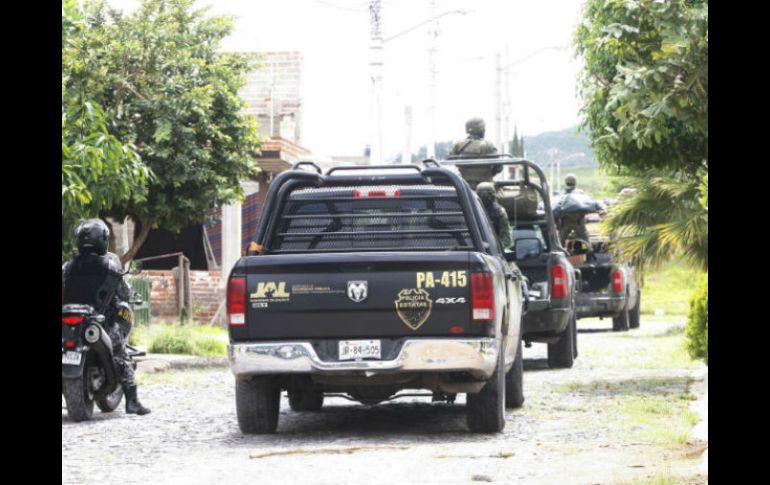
477 182 513 249
450 117 498 157
553 174 601 244
450 137 498 157
62 252 136 387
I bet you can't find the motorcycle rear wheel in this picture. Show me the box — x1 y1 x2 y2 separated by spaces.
96 385 124 413
63 376 94 422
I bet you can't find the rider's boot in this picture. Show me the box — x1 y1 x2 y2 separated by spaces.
124 384 151 415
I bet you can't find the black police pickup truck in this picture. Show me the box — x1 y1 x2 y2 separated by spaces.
444 157 578 369
227 162 525 434
570 229 641 331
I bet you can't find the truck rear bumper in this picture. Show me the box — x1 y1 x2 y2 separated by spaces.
576 294 625 318
229 338 498 379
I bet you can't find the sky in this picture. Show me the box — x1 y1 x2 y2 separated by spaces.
108 0 588 160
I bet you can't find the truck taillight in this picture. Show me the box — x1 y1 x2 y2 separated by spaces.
471 272 495 323
612 270 624 293
227 277 246 326
551 264 568 299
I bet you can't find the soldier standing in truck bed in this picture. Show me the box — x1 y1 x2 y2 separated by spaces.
450 118 498 157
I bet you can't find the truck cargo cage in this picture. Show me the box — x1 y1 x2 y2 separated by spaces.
433 155 563 251
250 162 488 255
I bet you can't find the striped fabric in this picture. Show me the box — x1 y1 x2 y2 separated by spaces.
203 193 262 267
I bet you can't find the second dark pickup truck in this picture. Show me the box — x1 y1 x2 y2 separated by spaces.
227 162 525 434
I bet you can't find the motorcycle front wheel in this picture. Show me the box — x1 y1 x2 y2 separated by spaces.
96 385 123 412
63 375 94 422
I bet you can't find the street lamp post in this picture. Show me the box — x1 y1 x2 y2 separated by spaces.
367 3 471 164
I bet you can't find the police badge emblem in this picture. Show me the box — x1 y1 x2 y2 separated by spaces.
394 288 433 331
347 281 368 303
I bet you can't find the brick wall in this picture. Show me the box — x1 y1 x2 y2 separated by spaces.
144 270 223 325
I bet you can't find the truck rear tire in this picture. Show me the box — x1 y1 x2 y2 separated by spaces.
613 304 630 332
467 347 506 433
629 291 641 329
547 314 576 369
289 389 324 412
236 376 280 434
505 338 524 408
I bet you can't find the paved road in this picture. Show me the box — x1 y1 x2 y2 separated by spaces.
62 319 705 485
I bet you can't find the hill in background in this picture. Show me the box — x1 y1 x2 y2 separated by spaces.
523 126 597 168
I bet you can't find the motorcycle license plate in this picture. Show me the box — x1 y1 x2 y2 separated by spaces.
62 351 82 366
339 340 381 360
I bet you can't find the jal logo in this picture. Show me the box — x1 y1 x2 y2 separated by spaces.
347 281 368 303
251 281 290 299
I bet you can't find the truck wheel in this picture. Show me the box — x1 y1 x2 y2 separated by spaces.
505 338 524 408
613 304 630 332
629 291 641 329
289 389 324 412
547 315 575 369
63 375 94 422
467 346 506 433
236 376 280 434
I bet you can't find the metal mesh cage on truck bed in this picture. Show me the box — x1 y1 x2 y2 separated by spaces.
249 163 488 255
270 185 473 253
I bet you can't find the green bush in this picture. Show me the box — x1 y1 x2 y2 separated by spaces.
685 272 708 364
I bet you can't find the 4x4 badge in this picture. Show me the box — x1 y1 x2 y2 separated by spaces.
347 281 368 303
395 288 433 331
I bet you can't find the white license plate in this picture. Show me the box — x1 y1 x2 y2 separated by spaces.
62 351 82 366
338 340 381 361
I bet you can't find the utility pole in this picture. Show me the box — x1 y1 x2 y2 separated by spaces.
426 0 438 159
402 105 413 164
495 53 503 152
368 0 383 164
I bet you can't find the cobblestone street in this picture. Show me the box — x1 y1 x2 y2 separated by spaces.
62 318 706 485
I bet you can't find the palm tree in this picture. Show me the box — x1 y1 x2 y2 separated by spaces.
603 170 708 273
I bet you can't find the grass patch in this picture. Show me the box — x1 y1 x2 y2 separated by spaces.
555 377 697 446
578 317 699 370
129 323 227 357
619 472 677 485
640 259 698 316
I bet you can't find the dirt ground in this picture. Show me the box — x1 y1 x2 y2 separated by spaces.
62 317 707 485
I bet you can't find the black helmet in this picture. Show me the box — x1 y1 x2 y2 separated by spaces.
76 219 110 255
565 174 577 188
465 117 486 138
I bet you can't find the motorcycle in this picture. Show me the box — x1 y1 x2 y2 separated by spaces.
61 262 145 422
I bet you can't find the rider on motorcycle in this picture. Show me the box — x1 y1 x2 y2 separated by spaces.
62 219 151 415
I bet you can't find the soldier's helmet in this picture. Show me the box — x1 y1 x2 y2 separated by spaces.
76 218 110 255
476 182 495 200
465 117 486 138
565 174 577 188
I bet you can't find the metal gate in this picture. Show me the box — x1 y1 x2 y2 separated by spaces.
129 276 152 326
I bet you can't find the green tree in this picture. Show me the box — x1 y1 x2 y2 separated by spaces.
575 0 707 175
603 170 707 272
67 0 261 263
62 0 151 261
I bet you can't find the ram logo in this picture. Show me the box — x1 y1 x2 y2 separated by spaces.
347 281 368 303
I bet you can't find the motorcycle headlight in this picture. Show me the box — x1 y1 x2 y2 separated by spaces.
84 325 100 344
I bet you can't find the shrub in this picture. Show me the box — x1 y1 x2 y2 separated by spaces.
685 272 708 364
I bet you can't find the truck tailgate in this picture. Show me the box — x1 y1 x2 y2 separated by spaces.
229 252 481 341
